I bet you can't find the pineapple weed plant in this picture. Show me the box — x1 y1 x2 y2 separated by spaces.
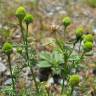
0 6 95 96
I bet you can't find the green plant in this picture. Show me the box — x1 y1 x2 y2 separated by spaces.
15 6 39 93
37 16 87 95
1 5 96 96
2 42 16 95
0 86 15 96
37 50 63 74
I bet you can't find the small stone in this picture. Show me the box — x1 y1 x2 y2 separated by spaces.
5 70 11 77
0 62 6 74
4 78 12 85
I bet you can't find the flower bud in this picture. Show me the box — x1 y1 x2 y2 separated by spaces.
16 47 22 54
2 42 13 55
62 16 72 27
16 6 26 21
75 26 84 41
24 14 33 25
83 41 93 52
83 34 93 43
69 74 80 87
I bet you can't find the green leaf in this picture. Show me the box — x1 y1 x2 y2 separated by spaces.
37 61 51 68
51 51 63 65
39 51 51 61
69 55 80 61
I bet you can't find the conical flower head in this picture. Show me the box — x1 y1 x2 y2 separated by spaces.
24 14 33 25
16 6 26 21
75 26 84 40
83 41 93 52
62 16 72 27
83 34 93 43
69 74 80 87
2 42 13 55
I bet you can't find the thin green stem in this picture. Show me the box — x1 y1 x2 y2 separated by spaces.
68 42 76 58
61 60 67 94
78 40 82 53
80 51 85 60
64 27 67 42
8 55 16 95
25 24 39 93
61 27 68 94
70 86 74 96
19 20 25 44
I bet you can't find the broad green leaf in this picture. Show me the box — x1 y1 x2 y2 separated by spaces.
37 61 51 68
39 51 50 61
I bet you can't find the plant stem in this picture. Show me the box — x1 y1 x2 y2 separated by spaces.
80 51 85 60
61 42 76 94
61 27 68 94
19 20 25 44
7 55 16 95
61 60 67 94
70 86 74 96
25 24 39 93
68 42 76 58
64 26 67 42
61 43 76 94
78 40 82 53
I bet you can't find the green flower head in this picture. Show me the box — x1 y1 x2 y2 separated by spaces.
16 6 26 21
83 34 93 43
75 26 84 40
62 16 72 27
83 41 93 52
24 14 33 25
2 42 13 55
69 74 80 87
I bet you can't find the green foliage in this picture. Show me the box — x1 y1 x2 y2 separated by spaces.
15 6 39 93
37 51 63 74
1 5 96 96
0 86 15 96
